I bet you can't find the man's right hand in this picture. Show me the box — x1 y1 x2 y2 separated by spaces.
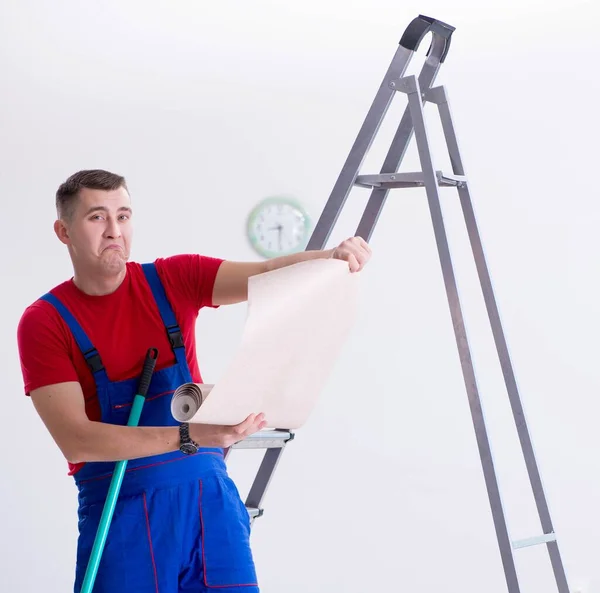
188 413 267 448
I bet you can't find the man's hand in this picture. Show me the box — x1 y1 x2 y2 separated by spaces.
330 236 372 272
189 413 267 448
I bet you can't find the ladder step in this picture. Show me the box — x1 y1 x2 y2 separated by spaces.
355 171 466 189
231 430 294 450
246 506 263 519
512 533 557 550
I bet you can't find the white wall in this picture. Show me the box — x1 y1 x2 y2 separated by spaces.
1 1 598 592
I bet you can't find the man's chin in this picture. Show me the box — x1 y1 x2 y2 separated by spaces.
100 252 128 273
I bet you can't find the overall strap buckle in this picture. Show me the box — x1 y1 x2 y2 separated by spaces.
82 347 105 374
167 325 184 350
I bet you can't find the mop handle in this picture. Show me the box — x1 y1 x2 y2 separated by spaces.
80 347 159 593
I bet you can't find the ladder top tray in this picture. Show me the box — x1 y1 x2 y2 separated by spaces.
355 171 466 189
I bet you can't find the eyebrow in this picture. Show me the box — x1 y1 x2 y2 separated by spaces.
84 206 133 216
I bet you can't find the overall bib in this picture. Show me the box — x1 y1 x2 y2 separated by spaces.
40 263 259 593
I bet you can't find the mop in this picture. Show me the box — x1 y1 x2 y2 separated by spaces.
80 346 159 593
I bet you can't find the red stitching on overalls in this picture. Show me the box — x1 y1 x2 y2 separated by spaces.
143 492 160 593
113 390 175 409
197 479 258 589
78 452 224 484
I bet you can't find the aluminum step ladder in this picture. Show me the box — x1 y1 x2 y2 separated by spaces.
229 14 570 593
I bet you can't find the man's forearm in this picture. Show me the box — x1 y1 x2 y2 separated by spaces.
68 416 267 464
212 237 369 306
264 248 334 273
68 421 180 464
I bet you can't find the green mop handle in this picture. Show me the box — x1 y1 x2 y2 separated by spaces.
80 347 159 593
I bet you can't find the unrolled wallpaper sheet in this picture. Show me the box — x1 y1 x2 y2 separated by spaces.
171 258 360 429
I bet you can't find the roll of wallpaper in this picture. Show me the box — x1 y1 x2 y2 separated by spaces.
171 383 214 422
171 258 361 430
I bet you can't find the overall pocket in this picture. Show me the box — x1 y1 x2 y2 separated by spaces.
106 369 179 428
74 491 170 593
198 475 258 588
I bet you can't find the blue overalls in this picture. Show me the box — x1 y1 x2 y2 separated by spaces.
40 263 260 593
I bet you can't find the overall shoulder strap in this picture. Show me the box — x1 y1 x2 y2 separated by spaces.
39 292 110 388
141 263 189 371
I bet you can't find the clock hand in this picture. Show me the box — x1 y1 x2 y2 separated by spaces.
265 224 284 250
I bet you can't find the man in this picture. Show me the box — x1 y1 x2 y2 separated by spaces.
17 169 372 593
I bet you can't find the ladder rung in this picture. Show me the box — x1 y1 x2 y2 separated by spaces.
231 430 294 450
246 506 263 519
512 533 557 549
355 171 466 189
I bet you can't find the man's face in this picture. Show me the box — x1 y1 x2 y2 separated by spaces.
55 187 133 276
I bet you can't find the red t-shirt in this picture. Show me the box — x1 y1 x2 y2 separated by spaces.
17 253 224 475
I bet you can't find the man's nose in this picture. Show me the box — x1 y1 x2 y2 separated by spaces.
103 218 121 239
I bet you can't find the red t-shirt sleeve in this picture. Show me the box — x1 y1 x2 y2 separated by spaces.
154 253 224 310
17 302 79 396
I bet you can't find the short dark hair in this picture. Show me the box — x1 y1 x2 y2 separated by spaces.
55 169 128 221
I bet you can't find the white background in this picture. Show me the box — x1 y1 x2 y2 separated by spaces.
1 0 599 592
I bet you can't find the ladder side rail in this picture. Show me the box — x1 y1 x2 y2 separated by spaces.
400 74 522 593
306 44 414 251
245 447 287 523
241 18 445 518
430 85 570 593
239 14 457 527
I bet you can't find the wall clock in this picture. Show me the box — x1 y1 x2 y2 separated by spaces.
247 196 312 258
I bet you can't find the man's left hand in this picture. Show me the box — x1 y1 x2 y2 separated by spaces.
330 236 372 273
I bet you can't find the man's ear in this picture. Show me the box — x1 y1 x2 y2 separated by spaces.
54 219 70 245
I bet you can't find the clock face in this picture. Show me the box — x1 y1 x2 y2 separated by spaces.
247 197 311 258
